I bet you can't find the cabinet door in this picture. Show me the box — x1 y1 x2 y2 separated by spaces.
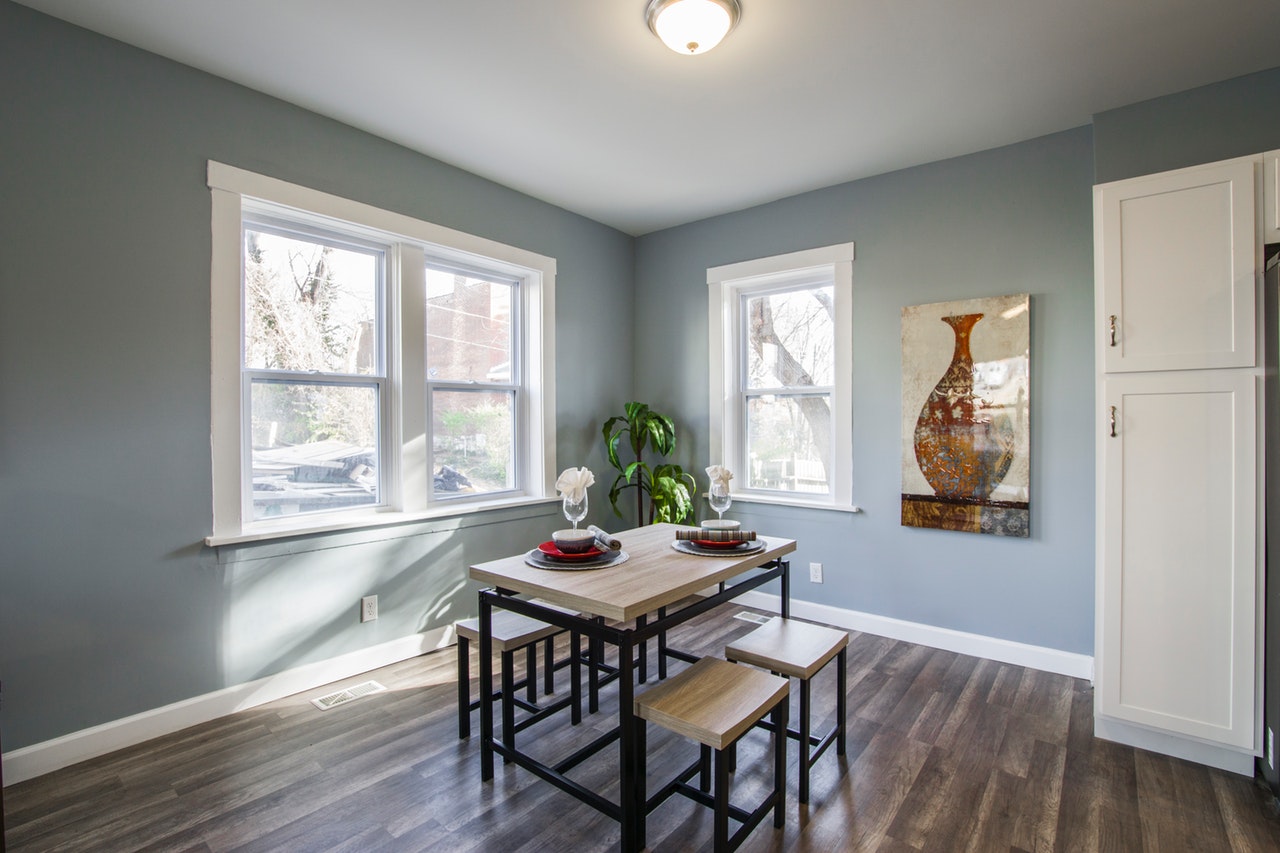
1097 372 1257 748
1095 159 1257 372
1264 150 1280 245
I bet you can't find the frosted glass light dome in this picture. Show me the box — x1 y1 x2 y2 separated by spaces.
646 0 741 55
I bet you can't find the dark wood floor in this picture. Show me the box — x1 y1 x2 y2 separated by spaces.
6 603 1280 852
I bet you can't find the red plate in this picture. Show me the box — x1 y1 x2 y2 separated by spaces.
538 541 603 560
692 539 745 549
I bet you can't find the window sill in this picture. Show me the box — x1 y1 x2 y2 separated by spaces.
205 495 561 548
728 493 862 514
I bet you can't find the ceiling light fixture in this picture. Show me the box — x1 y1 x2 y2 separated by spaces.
646 0 741 56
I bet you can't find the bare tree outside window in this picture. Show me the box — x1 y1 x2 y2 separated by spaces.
744 285 834 493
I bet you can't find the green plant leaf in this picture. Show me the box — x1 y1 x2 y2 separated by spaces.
602 416 627 471
599 401 687 526
649 473 693 524
608 473 637 518
650 412 677 456
605 433 624 471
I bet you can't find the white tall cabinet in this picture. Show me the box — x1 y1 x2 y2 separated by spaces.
1094 153 1270 774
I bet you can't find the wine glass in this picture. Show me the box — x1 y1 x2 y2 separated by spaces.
563 492 588 530
708 483 732 521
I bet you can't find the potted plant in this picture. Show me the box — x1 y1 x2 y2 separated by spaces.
602 401 696 526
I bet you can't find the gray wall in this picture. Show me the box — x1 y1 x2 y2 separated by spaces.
634 128 1097 654
0 3 633 751
1094 66 1280 183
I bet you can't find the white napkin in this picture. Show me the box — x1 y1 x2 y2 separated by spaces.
556 466 595 503
706 465 733 492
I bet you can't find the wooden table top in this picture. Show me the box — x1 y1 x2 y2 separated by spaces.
469 522 796 622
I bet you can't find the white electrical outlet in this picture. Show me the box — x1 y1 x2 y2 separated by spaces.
809 562 823 583
361 595 378 622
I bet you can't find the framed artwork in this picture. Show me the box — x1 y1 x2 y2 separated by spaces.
901 293 1030 536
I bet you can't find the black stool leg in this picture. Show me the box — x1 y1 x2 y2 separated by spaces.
799 675 811 804
637 613 648 683
501 648 516 763
525 644 538 703
635 714 648 850
543 636 554 695
837 646 847 755
457 635 471 739
589 618 603 714
773 697 788 828
714 744 731 850
700 744 712 792
657 606 668 680
571 630 582 725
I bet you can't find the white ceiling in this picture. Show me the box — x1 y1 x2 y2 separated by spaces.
17 0 1280 235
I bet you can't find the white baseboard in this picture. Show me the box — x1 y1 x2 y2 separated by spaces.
731 590 1095 681
1094 715 1256 776
2 626 454 786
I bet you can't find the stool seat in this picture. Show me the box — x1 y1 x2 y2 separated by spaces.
724 617 848 679
455 609 560 651
635 657 789 750
633 656 789 851
725 616 848 805
455 602 584 741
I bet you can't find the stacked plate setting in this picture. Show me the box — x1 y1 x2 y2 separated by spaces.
672 522 766 556
526 539 628 570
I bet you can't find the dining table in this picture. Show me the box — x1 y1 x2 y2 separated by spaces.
468 521 796 852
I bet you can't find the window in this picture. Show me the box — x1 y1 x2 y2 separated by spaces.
207 162 556 544
242 217 388 522
425 263 518 499
708 244 855 511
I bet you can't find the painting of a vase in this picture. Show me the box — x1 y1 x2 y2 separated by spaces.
901 295 1029 536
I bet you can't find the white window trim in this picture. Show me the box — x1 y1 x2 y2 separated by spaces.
707 243 857 513
206 161 556 545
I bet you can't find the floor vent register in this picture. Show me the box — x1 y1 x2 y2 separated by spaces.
311 679 388 711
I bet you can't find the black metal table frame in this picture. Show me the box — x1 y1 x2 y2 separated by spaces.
478 558 791 853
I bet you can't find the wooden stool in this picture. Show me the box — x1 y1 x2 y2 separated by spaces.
725 616 847 804
455 606 581 740
633 656 789 852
